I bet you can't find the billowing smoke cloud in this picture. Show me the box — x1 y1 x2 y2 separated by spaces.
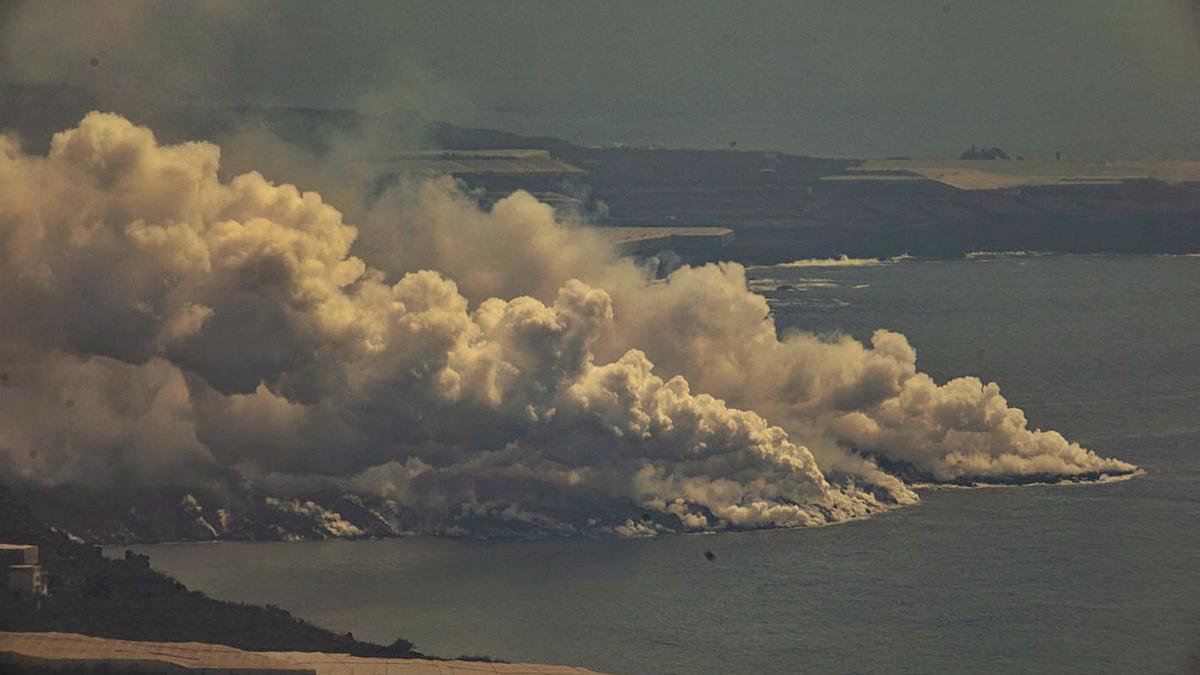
0 114 1135 535
360 177 1136 488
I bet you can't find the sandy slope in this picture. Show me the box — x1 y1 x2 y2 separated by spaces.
0 631 605 674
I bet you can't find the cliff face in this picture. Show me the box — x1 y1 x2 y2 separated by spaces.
4 86 1197 263
434 124 1200 261
718 180 1200 262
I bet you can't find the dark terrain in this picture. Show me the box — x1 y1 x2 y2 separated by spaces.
0 485 422 658
4 83 1199 263
431 122 1200 261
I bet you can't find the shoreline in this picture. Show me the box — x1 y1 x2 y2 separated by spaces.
97 469 1145 549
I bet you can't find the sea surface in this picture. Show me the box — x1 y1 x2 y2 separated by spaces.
117 255 1200 675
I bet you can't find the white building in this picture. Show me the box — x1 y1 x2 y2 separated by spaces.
1 543 47 596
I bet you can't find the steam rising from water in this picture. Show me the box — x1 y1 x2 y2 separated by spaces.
0 114 1135 534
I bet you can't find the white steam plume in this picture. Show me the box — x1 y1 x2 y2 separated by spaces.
0 114 1135 535
361 177 1136 487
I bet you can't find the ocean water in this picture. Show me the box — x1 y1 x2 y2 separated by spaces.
119 256 1200 675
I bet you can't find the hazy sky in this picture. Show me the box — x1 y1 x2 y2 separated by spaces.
2 0 1199 158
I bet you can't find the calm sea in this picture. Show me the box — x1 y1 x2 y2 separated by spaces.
118 256 1200 675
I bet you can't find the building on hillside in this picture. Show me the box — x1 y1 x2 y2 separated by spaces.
1 543 47 596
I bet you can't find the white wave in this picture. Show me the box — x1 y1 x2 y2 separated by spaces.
964 250 1054 261
911 469 1144 491
750 253 912 270
766 298 851 310
748 278 840 292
